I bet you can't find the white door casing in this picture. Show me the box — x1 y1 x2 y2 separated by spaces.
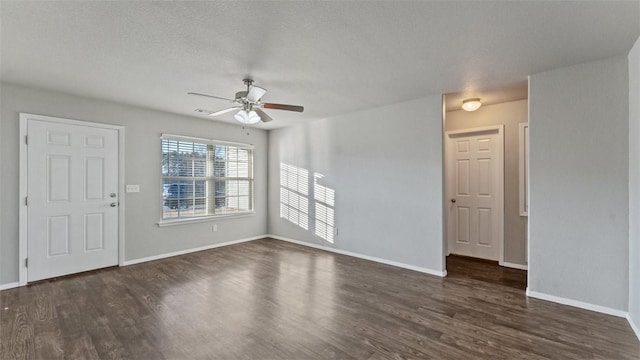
519 122 529 217
19 114 125 283
445 125 504 262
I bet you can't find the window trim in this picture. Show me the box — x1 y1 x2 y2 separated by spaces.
160 134 254 150
159 134 254 225
157 211 256 227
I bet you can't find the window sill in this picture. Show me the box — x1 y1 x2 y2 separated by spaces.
157 212 256 227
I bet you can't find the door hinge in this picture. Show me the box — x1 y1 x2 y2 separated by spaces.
25 196 28 206
25 258 28 267
25 135 28 145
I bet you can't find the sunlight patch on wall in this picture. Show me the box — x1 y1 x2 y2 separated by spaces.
314 173 335 243
280 163 309 230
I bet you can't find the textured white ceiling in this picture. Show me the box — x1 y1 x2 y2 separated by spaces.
1 1 638 129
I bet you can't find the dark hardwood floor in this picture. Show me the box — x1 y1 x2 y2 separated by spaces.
446 254 528 290
1 238 638 359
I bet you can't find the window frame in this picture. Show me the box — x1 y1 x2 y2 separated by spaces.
158 134 255 227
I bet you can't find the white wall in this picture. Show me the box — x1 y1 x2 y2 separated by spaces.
0 83 268 285
628 36 640 335
446 99 528 266
268 95 444 274
529 56 629 311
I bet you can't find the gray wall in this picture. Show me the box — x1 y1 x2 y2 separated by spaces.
529 56 629 311
0 81 3 283
445 99 528 266
0 83 268 285
267 96 444 273
629 36 640 329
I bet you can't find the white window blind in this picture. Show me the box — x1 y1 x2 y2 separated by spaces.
161 135 253 220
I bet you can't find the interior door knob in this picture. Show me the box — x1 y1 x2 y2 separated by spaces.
110 203 117 207
450 198 456 203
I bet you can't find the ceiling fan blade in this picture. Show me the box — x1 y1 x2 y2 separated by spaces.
247 86 267 102
255 108 273 123
263 103 304 112
188 92 235 101
209 106 241 117
194 107 240 117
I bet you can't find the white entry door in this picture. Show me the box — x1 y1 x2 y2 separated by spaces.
25 116 120 282
445 126 503 261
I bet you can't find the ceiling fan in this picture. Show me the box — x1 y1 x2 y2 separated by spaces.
188 79 304 124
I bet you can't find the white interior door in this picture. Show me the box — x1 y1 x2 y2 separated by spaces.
446 126 503 261
26 118 119 282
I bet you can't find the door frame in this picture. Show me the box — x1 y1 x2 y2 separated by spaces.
444 124 504 264
18 113 126 286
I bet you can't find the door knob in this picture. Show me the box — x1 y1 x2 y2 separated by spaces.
110 203 117 207
450 198 456 203
110 193 117 198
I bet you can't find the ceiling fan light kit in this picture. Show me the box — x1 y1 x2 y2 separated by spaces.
462 98 482 112
189 79 304 124
234 110 261 124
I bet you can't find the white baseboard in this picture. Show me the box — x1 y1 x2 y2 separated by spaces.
0 282 21 291
627 313 640 341
267 234 447 277
122 235 266 266
526 288 627 318
500 261 528 270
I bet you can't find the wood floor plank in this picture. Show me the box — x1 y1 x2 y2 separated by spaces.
6 305 35 360
1 238 638 359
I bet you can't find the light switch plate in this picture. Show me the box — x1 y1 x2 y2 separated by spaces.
126 184 140 193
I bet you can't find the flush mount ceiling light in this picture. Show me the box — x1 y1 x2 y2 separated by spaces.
462 98 482 112
234 109 261 124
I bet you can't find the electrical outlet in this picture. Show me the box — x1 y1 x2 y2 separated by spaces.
125 184 140 193
212 224 218 232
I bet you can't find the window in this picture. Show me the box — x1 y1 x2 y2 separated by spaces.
161 135 253 222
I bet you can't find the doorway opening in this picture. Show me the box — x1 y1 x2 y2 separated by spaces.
442 83 529 289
